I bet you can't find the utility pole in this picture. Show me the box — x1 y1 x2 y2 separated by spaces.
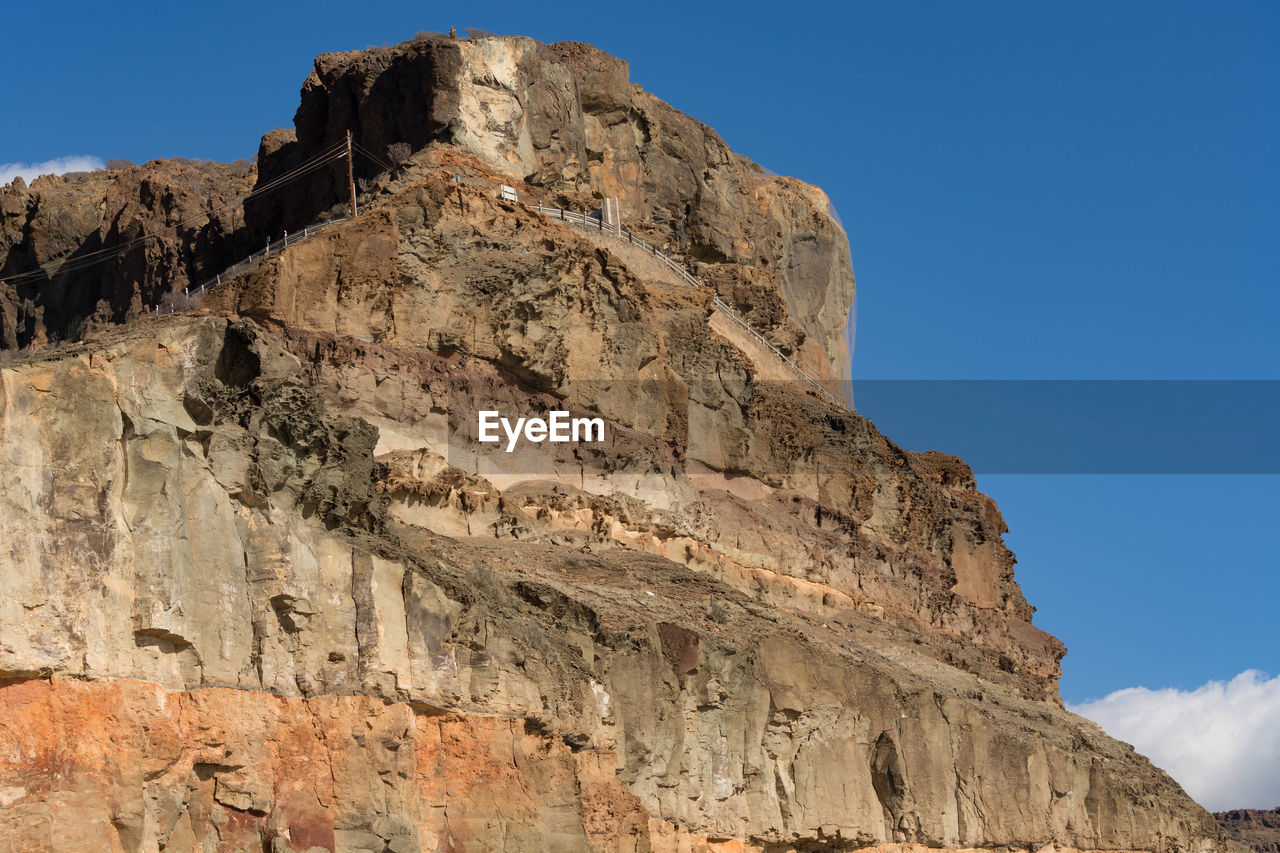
346 129 357 218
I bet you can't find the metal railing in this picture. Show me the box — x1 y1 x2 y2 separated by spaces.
525 204 845 409
183 216 350 299
162 200 844 410
525 204 703 288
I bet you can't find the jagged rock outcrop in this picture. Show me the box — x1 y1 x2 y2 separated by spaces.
2 35 851 385
1217 809 1280 853
208 170 1061 699
0 31 1231 853
0 313 1224 851
0 158 255 347
250 34 854 385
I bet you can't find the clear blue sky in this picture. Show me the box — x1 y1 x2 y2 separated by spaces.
5 1 1277 704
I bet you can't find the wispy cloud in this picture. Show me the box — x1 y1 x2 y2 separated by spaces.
0 155 106 187
1070 670 1280 811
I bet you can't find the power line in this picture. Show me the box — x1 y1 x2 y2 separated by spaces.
351 141 396 173
0 140 350 287
2 135 417 290
41 150 349 283
44 143 346 273
0 145 347 286
243 140 348 198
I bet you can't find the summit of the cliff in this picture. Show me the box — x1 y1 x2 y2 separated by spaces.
246 33 855 386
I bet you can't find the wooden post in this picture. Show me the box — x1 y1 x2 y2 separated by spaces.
347 130 358 218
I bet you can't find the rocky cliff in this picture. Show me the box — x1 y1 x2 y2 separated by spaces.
1217 809 1280 853
0 158 255 348
0 32 1229 853
249 34 854 387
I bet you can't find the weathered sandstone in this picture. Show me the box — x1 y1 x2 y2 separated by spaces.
0 304 1221 851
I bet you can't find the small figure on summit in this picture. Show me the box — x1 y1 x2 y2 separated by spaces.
449 26 457 39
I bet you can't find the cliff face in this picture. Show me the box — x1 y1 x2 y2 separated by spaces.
250 35 854 386
0 158 255 348
1217 809 1280 853
0 311 1221 851
0 33 1229 853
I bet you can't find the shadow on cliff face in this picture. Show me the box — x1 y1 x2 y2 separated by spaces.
212 322 261 389
0 309 1232 852
871 732 912 838
195 320 390 532
0 161 254 350
247 36 465 240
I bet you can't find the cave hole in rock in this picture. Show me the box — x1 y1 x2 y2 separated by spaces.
871 731 908 819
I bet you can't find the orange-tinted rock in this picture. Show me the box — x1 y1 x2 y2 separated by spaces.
0 676 756 852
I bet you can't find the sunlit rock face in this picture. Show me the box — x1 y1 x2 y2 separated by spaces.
250 34 855 386
0 32 1229 853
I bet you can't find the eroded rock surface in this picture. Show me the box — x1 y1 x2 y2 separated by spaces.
0 305 1222 852
1217 809 1280 853
0 31 1230 853
0 158 255 347
250 34 854 385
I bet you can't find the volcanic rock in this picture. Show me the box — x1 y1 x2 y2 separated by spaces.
1217 808 1280 853
0 32 1232 853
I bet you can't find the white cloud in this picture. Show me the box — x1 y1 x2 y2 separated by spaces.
1070 669 1280 811
0 155 106 187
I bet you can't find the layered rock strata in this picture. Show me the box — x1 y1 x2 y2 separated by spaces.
0 32 1229 853
248 35 854 386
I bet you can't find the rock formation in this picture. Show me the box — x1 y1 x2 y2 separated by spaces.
1217 809 1280 853
249 34 853 386
0 158 255 348
0 32 1230 853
